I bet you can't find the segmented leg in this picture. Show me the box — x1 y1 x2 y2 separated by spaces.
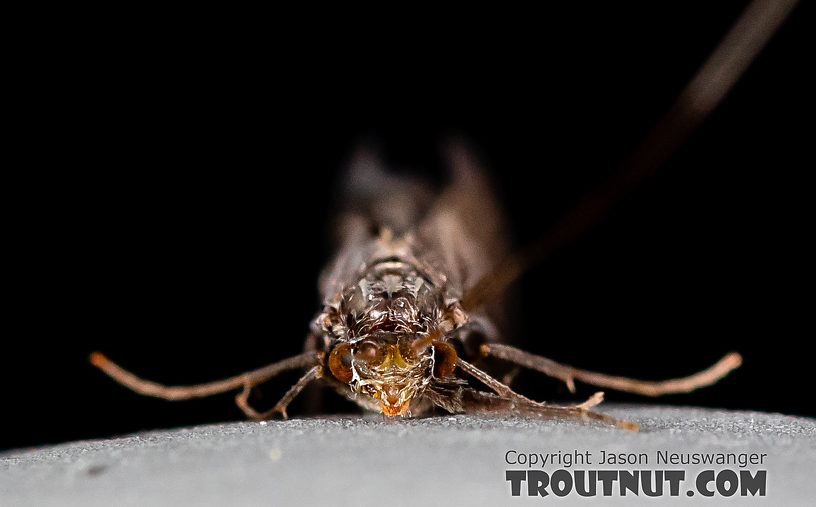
482 344 742 396
235 366 322 420
460 388 638 431
455 358 638 431
455 357 535 404
502 367 521 387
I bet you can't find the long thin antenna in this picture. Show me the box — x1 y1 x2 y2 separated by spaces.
462 0 799 311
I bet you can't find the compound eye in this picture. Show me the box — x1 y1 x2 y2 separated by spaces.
432 340 457 378
328 342 354 383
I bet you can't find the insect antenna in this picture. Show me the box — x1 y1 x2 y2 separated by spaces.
482 344 743 397
89 351 319 401
461 0 799 312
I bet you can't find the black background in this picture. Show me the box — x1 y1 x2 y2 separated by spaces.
4 3 810 451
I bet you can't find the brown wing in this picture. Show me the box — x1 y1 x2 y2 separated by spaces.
416 141 510 296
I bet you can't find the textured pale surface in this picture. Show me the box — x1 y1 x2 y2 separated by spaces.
1 406 814 506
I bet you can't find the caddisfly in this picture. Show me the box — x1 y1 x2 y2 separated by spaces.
91 0 797 431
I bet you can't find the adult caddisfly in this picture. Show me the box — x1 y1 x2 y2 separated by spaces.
90 0 795 431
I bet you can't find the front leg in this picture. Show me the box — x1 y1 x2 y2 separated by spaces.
235 365 323 420
455 358 637 431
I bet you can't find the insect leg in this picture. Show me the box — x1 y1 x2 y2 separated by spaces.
455 357 536 404
235 365 322 420
501 367 521 387
89 351 320 400
461 389 638 431
457 358 638 430
482 344 742 397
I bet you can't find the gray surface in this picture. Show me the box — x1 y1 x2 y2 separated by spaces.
1 405 814 506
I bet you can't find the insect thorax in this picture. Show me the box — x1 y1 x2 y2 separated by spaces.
319 258 459 343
